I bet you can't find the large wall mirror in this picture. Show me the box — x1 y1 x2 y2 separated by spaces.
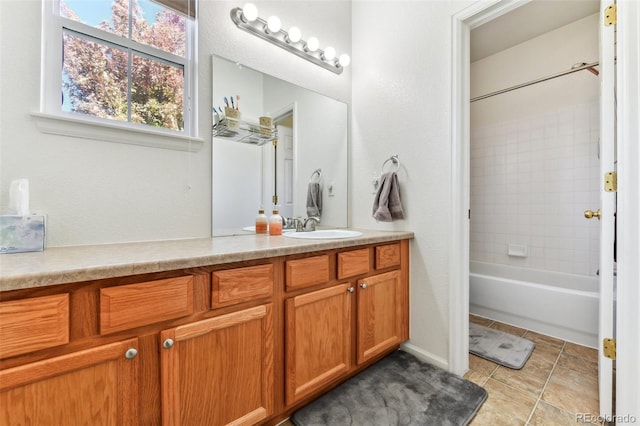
212 55 348 236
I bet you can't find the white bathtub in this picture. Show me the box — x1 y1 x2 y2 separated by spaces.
469 261 599 348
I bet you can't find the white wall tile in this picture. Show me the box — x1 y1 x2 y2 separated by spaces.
471 101 599 276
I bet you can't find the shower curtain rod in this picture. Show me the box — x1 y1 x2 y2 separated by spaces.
470 61 600 103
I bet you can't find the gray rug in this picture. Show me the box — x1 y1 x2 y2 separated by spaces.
291 350 487 426
469 322 535 369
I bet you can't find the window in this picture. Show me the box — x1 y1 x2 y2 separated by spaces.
39 0 199 146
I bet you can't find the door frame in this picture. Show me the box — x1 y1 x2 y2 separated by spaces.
614 0 640 420
450 0 640 419
449 0 530 378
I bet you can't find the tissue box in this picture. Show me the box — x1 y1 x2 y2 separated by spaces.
0 215 45 254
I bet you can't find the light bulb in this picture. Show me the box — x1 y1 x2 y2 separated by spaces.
287 26 301 43
267 16 281 33
242 3 258 22
323 46 336 61
306 36 319 52
338 54 351 67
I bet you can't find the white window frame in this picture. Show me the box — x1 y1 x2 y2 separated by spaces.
35 0 202 152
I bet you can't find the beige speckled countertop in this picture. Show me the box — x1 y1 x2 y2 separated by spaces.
0 229 413 292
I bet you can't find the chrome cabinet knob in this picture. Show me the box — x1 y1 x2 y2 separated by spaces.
125 348 138 359
347 287 355 293
360 283 367 289
163 338 175 349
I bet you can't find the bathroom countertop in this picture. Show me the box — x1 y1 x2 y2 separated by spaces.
0 229 413 292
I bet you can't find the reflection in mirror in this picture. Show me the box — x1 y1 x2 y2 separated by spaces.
212 55 348 236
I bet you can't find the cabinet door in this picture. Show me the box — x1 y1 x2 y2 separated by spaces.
0 338 139 425
357 270 401 364
160 304 274 426
285 284 352 405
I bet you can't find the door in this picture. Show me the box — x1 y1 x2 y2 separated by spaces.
277 124 295 219
595 0 616 417
356 271 401 364
285 284 352 405
0 338 139 425
160 304 274 426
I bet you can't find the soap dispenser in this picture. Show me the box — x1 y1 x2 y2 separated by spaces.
269 209 283 236
255 209 268 234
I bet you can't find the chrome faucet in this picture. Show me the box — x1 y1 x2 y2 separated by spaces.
303 217 320 232
284 217 304 232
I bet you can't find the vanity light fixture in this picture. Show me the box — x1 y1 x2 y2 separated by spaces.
231 3 350 75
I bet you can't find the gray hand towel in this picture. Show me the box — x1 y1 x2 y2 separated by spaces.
372 172 404 222
306 182 322 217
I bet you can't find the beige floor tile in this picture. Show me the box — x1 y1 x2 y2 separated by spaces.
564 341 598 362
470 314 494 327
491 352 554 397
469 353 499 377
523 330 565 349
542 365 599 417
528 341 563 365
464 370 489 387
557 352 598 376
529 401 600 426
470 409 525 426
469 378 535 425
490 321 528 337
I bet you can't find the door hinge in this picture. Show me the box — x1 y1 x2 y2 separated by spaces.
605 171 617 192
603 338 616 360
605 4 617 26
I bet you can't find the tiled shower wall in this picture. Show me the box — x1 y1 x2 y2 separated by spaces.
470 100 600 276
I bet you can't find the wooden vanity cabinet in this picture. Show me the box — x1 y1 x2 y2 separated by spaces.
0 237 409 426
0 294 140 425
356 270 403 364
0 338 140 425
158 264 276 426
160 304 274 426
285 284 353 405
283 240 409 409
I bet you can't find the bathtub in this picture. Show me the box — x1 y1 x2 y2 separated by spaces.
469 261 599 348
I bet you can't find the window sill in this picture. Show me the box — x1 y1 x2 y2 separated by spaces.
31 112 204 152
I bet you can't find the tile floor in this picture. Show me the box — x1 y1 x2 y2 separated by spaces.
466 314 603 426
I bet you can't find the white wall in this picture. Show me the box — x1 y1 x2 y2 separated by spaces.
470 14 600 276
352 1 474 367
0 0 351 247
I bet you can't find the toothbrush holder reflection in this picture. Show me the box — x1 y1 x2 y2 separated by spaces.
224 106 240 128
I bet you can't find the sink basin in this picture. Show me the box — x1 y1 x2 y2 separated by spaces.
283 229 363 239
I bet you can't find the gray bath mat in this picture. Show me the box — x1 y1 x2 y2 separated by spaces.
291 350 487 426
469 322 535 369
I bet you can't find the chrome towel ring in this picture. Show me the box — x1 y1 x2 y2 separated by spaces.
381 155 400 173
309 168 322 181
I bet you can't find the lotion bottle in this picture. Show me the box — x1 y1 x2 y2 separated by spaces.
255 209 268 234
269 209 283 236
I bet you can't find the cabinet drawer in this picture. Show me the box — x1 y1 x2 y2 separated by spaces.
337 248 370 279
285 255 330 291
375 243 401 269
100 276 194 334
0 294 69 359
212 264 273 308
